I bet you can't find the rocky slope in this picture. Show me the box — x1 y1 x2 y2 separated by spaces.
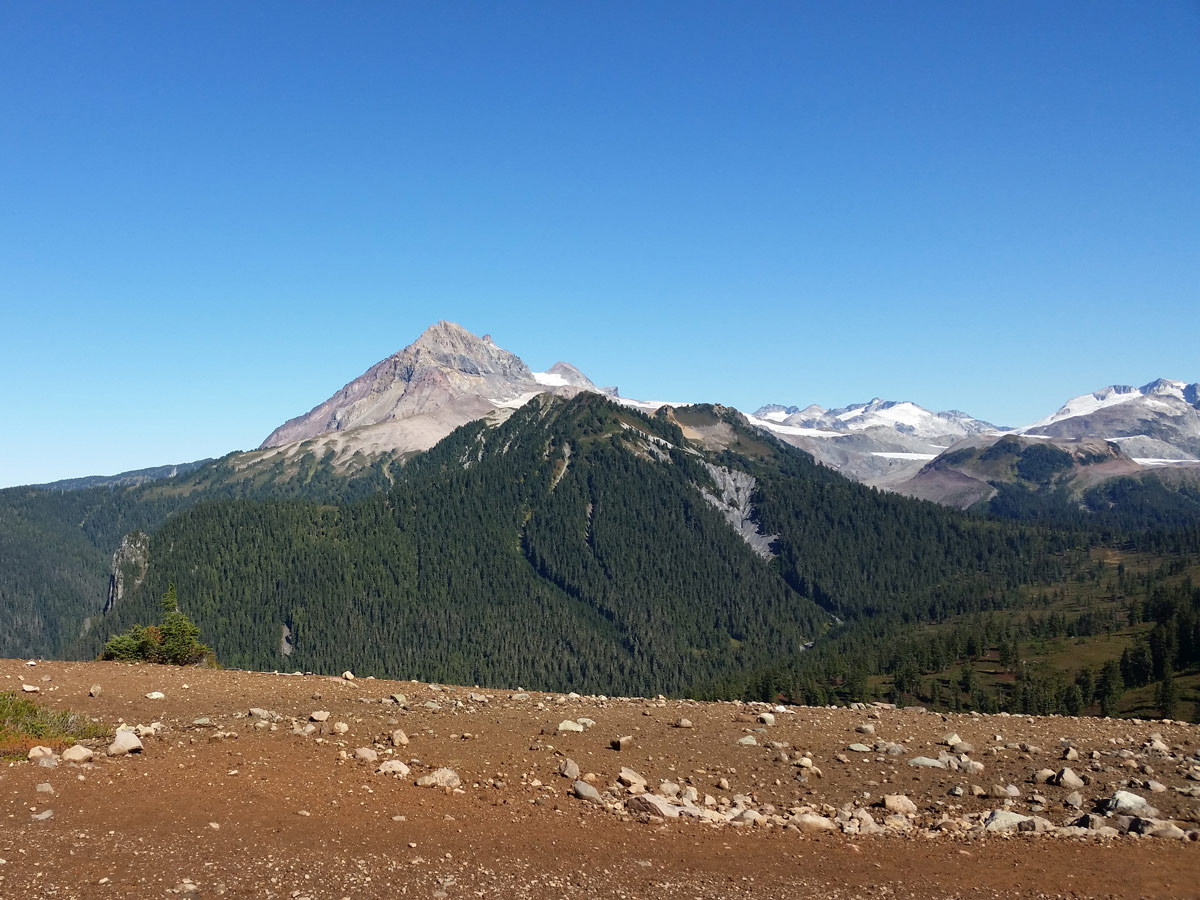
260 322 593 452
1018 378 1200 463
5 659 1199 899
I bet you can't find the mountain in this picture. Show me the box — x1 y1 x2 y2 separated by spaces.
32 459 213 492
73 394 1077 697
1017 378 1200 463
745 399 1002 486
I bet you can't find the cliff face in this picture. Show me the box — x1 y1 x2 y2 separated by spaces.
260 322 540 449
104 530 150 615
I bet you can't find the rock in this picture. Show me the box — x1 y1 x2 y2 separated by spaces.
310 711 330 722
573 781 602 803
557 720 584 734
627 793 681 818
36 782 54 794
88 684 102 698
1148 822 1187 840
332 722 350 735
757 712 775 726
1055 767 1085 790
1033 768 1055 784
908 756 947 769
27 746 55 762
416 768 461 789
611 735 632 751
847 743 872 753
883 794 918 815
618 767 647 788
341 670 355 680
737 736 759 746
1105 790 1159 817
354 747 379 763
21 684 39 693
108 731 143 757
1062 746 1079 761
793 813 836 834
1147 779 1167 793
377 760 410 776
856 723 875 735
559 758 580 779
31 809 54 821
390 729 409 746
145 691 165 700
942 732 961 747
674 718 693 728
1064 791 1084 809
984 810 1032 832
61 744 94 763
391 693 408 706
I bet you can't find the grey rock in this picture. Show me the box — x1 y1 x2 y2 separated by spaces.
847 743 872 753
793 813 837 834
88 684 102 698
573 780 602 803
354 747 379 763
883 794 918 815
627 793 681 818
559 758 580 779
31 809 54 821
1105 790 1159 817
416 767 461 789
1055 767 1085 790
376 760 410 776
984 809 1032 832
557 720 584 734
908 756 947 769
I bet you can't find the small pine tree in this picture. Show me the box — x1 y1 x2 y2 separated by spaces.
1155 669 1179 720
102 584 213 666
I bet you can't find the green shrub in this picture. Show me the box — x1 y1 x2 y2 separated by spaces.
101 584 214 666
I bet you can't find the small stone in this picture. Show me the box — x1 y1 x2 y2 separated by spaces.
737 736 759 746
1055 767 1085 790
856 723 875 735
354 747 379 763
793 813 836 834
557 720 584 734
847 743 872 753
757 712 775 726
332 722 350 735
675 718 693 729
984 810 1032 832
559 759 580 779
36 783 54 794
145 691 165 700
391 693 408 706
908 756 947 769
611 735 632 751
390 729 409 746
88 684 102 698
416 768 461 789
31 809 54 821
21 684 39 693
27 746 55 762
573 780 602 803
377 760 410 776
883 794 918 815
108 730 143 757
618 767 647 788
310 711 330 722
62 745 93 763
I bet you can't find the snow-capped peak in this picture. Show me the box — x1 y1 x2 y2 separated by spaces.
1019 378 1198 432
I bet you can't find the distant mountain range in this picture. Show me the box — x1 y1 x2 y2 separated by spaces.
17 321 1200 505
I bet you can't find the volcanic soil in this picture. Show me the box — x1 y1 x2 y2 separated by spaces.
3 659 1198 899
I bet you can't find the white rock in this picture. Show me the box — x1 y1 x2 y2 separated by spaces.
377 760 410 776
557 720 584 734
626 793 681 818
61 745 94 763
354 747 379 763
415 768 461 789
27 746 55 761
883 794 918 815
108 731 143 757
145 691 165 700
984 809 1032 832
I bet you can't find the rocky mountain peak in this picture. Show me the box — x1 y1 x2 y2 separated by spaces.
260 323 538 449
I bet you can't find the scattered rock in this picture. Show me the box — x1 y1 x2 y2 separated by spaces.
559 759 580 779
984 810 1032 832
61 744 94 763
377 760 410 776
883 794 918 815
573 781 602 803
354 747 379 763
108 731 144 757
611 735 632 751
145 691 165 700
416 768 461 789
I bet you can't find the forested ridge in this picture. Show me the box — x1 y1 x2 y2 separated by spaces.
70 395 1133 698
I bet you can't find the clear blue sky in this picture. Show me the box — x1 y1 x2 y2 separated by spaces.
2 2 1197 487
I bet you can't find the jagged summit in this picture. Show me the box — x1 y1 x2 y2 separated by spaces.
260 322 540 449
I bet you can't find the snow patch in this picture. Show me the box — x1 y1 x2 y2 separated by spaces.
746 416 841 438
870 452 937 460
533 371 569 387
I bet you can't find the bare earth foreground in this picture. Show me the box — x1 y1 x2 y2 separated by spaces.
3 660 1198 899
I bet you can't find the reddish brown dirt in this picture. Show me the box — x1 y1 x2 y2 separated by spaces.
2 659 1198 899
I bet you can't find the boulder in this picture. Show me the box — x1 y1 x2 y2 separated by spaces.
983 810 1032 832
376 760 410 776
108 730 143 757
61 744 94 763
627 793 681 818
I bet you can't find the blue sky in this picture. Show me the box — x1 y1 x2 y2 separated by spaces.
1 2 1197 487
